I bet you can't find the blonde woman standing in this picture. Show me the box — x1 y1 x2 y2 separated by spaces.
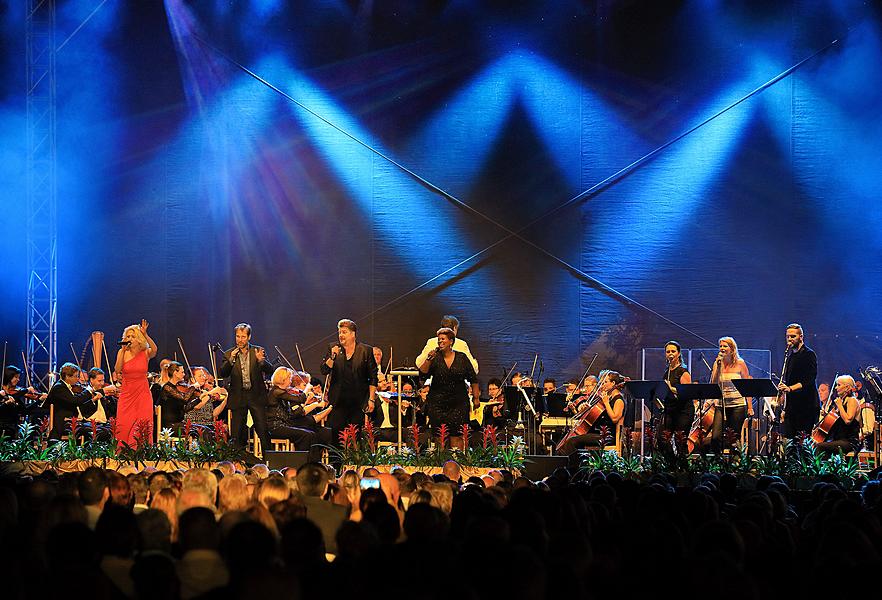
709 336 753 452
114 319 158 447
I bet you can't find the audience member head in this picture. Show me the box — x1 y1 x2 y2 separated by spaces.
95 504 140 558
107 471 133 509
442 460 461 483
219 473 251 512
137 508 172 554
257 475 291 509
78 466 109 508
182 468 218 505
295 462 330 498
178 506 221 553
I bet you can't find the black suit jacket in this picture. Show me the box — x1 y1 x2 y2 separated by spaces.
218 345 275 409
319 342 378 428
48 382 93 438
302 496 349 554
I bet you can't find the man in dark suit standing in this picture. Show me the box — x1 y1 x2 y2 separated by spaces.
47 362 94 439
319 318 378 445
779 323 821 439
219 323 274 457
296 462 348 554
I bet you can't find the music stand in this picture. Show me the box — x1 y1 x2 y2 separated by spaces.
544 392 568 418
730 378 780 455
625 380 668 458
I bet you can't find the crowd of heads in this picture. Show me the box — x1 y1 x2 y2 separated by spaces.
3 459 882 599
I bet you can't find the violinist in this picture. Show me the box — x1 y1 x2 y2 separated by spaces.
47 363 94 439
150 358 173 405
661 341 694 435
2 366 46 436
709 337 753 452
81 367 119 422
159 362 204 431
564 376 597 414
370 381 418 444
814 375 859 455
483 378 508 430
778 323 820 439
267 367 333 462
558 371 625 456
184 366 229 433
374 347 391 392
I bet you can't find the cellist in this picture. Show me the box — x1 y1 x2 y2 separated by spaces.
558 371 625 456
813 375 859 455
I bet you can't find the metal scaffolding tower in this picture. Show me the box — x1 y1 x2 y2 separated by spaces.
26 0 57 389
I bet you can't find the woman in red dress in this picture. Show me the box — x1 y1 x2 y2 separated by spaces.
113 319 158 448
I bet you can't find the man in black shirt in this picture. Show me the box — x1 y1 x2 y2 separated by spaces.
320 319 378 445
779 323 820 439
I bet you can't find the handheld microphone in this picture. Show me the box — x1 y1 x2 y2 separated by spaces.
117 340 130 347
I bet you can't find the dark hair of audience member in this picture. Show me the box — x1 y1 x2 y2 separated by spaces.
95 504 140 558
269 494 307 529
222 519 278 577
131 553 180 600
179 506 220 553
77 467 108 506
403 502 450 543
136 508 172 554
280 518 327 570
362 500 400 544
358 487 388 514
107 471 134 509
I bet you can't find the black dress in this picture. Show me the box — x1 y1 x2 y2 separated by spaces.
425 351 477 430
663 365 694 433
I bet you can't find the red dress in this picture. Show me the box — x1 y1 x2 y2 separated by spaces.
116 350 154 448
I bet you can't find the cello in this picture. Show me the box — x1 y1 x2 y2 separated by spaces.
555 371 625 453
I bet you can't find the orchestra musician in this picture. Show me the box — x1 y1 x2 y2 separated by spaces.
416 315 479 374
267 367 332 462
483 378 508 430
81 367 119 422
160 362 204 431
814 375 859 455
219 323 274 457
370 382 421 444
558 371 626 456
320 319 378 444
113 320 157 447
184 366 228 433
373 347 391 392
47 363 94 439
778 323 820 439
1 366 47 436
709 337 753 452
150 358 173 406
661 341 694 435
419 327 480 450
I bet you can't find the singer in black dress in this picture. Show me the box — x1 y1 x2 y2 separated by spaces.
418 328 480 450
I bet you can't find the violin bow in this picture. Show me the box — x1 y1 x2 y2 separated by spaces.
275 346 296 370
295 343 307 373
21 350 33 389
177 338 195 381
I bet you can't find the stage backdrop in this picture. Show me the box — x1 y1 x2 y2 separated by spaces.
1 0 880 387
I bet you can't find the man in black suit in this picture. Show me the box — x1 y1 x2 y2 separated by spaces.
296 462 348 554
320 319 378 444
47 362 94 439
218 323 274 457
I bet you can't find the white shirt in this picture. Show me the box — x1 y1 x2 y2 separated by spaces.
416 337 479 374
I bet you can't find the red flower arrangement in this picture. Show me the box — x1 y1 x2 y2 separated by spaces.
461 423 471 448
438 423 449 450
364 420 376 453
